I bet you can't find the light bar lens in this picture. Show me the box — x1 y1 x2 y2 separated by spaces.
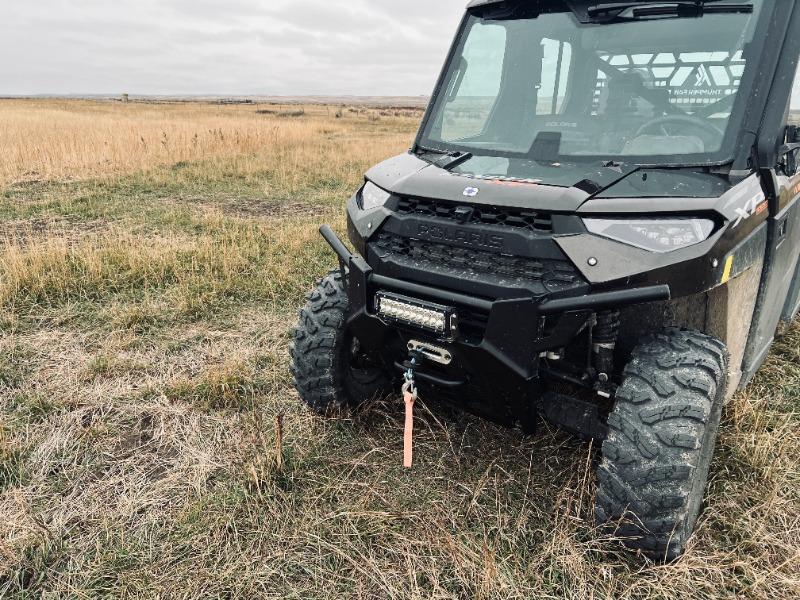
377 297 447 333
375 292 457 338
360 181 392 210
583 218 715 253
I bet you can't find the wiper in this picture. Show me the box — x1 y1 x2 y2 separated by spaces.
434 151 473 171
587 1 752 21
415 145 473 171
414 143 448 156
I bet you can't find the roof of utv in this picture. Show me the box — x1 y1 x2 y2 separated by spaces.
466 0 758 7
468 0 509 6
467 0 514 7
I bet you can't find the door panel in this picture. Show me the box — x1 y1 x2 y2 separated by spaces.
782 68 800 321
742 175 800 380
741 66 800 382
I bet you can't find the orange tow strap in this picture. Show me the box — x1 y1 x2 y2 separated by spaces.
403 387 416 468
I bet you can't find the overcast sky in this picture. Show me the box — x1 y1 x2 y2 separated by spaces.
0 0 466 96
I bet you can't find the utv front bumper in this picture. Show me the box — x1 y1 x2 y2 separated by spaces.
320 225 670 387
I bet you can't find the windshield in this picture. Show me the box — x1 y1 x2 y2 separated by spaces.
419 0 765 177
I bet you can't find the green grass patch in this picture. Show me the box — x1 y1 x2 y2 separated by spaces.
0 344 33 389
5 392 62 425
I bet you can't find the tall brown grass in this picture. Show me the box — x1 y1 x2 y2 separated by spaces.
0 214 331 319
0 100 419 188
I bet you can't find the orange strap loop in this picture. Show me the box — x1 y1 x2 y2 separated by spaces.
403 389 415 469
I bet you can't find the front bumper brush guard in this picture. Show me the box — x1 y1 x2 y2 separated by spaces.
320 225 670 379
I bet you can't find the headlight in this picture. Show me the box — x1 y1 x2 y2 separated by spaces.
359 181 392 210
583 218 715 253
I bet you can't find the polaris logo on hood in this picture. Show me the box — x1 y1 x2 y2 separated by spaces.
463 186 480 197
417 223 505 251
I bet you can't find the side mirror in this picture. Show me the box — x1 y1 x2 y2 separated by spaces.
780 126 800 177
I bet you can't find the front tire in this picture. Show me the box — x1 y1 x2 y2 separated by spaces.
290 270 390 414
595 328 728 561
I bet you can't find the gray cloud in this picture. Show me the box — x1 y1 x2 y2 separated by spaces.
0 0 465 96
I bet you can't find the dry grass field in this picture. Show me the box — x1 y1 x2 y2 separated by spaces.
0 99 798 599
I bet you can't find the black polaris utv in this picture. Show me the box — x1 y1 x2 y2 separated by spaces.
291 0 800 560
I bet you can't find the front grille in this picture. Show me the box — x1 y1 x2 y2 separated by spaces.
396 197 553 233
371 233 581 293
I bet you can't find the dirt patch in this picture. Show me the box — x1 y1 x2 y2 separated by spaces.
0 217 112 246
211 198 333 220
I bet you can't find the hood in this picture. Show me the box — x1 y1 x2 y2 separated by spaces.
366 152 591 212
365 152 736 211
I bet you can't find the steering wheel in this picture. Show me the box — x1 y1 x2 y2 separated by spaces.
635 115 723 146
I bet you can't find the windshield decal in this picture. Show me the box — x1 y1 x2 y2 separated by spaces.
694 65 714 88
594 51 746 114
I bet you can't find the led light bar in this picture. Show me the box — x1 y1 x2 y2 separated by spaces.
375 292 458 339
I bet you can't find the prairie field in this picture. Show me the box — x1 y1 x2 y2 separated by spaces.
0 99 798 599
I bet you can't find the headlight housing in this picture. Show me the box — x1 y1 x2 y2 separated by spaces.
359 181 392 211
583 217 715 253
